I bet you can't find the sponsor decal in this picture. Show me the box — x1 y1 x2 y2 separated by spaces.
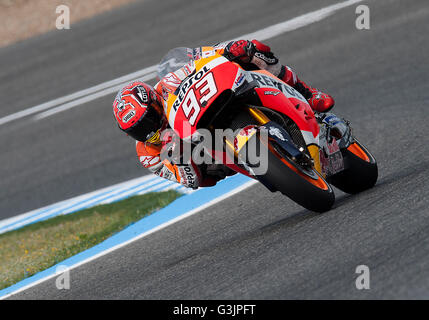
320 138 344 176
114 100 125 119
249 73 302 99
201 49 216 58
136 86 149 104
235 73 245 87
122 110 136 123
234 125 258 152
116 100 125 111
172 66 211 111
254 52 277 64
268 127 286 141
179 165 196 188
139 155 161 168
160 166 174 181
264 90 280 96
326 138 340 155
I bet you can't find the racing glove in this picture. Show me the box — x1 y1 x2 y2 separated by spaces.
224 39 283 81
224 40 255 63
224 40 278 64
158 132 225 189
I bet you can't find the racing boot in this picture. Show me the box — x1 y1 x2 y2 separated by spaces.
279 66 335 113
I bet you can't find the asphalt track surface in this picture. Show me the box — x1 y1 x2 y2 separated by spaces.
2 0 429 299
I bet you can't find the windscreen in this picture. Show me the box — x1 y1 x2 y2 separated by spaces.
157 47 194 79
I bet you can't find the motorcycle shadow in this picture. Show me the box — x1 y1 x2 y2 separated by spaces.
257 193 351 235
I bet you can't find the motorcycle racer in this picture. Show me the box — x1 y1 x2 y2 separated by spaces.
113 40 348 189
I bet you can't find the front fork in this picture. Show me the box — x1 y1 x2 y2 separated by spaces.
247 107 356 180
231 107 318 169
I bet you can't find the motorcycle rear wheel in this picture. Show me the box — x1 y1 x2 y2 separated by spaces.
328 140 378 194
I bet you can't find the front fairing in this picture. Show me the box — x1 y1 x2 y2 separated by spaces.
247 70 320 146
164 52 241 139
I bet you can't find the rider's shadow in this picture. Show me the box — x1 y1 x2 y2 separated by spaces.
256 193 350 235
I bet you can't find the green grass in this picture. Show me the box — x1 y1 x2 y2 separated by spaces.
0 190 181 290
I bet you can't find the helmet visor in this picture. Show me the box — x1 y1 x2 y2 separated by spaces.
124 105 163 142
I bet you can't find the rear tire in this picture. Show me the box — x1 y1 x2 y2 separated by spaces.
328 140 378 194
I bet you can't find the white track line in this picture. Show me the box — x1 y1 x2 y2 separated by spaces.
0 66 157 125
0 175 161 233
237 0 364 41
34 72 157 120
0 0 362 124
0 175 195 235
0 179 257 300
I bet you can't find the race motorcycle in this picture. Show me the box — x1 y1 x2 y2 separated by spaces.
157 47 378 212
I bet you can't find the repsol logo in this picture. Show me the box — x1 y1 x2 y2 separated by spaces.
173 66 211 111
184 166 195 186
250 73 299 98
